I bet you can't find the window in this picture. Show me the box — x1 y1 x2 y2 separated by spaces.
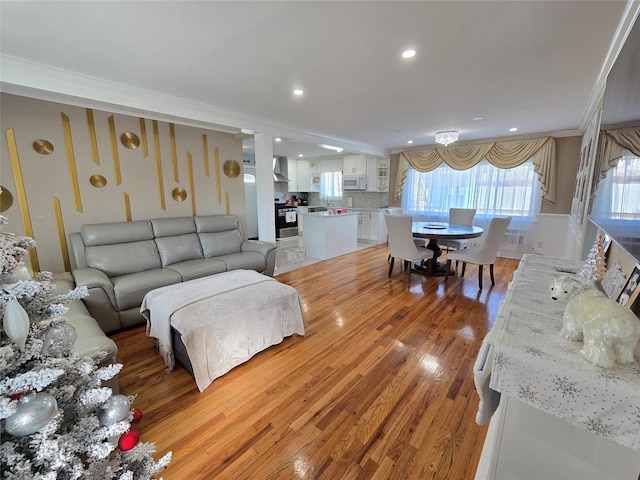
402 159 542 257
319 158 343 200
592 150 640 220
243 173 255 183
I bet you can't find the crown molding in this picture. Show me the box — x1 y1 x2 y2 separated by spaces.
0 54 385 157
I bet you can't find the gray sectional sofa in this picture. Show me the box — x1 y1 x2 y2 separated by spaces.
69 215 277 333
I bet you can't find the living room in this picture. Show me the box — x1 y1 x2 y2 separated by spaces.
1 2 639 479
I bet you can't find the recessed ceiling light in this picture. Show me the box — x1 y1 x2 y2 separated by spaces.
407 140 414 144
472 117 484 121
401 49 416 59
298 154 303 157
293 89 304 96
275 137 282 142
509 127 518 132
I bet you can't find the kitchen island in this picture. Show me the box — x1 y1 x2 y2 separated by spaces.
303 211 359 260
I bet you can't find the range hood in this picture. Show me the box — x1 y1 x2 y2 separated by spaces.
273 156 290 182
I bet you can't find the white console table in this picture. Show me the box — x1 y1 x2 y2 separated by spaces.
476 254 640 479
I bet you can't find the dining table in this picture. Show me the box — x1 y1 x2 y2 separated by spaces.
412 222 484 276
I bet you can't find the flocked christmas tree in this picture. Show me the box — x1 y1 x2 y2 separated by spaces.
577 234 607 282
0 213 171 479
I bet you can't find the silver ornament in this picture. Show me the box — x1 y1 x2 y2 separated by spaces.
42 323 77 356
3 298 30 351
4 392 58 436
97 395 130 426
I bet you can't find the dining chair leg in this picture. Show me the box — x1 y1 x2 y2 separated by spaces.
490 263 495 285
406 260 412 283
478 264 484 290
389 257 395 277
461 262 466 277
445 259 451 281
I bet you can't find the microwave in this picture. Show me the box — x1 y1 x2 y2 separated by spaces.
343 174 367 190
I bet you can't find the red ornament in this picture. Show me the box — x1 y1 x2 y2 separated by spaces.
118 430 139 451
130 408 143 426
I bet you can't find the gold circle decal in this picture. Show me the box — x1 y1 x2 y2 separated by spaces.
172 187 187 202
33 139 54 154
120 132 140 149
223 159 241 178
0 186 14 212
90 175 107 188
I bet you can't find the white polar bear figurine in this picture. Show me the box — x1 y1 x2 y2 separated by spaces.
562 289 640 368
548 274 595 301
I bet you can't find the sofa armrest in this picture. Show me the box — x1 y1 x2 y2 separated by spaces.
72 268 117 309
242 240 277 276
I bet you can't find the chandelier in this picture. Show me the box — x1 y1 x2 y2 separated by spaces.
434 130 459 146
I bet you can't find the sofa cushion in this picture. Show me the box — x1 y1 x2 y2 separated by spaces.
82 220 154 245
155 234 203 267
150 216 196 237
217 252 266 272
195 215 240 233
165 257 228 281
112 268 182 311
198 230 243 257
86 240 161 277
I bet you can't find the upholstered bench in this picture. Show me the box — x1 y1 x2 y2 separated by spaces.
141 270 304 392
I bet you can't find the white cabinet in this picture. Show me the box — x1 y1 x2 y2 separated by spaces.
296 159 310 192
365 157 390 192
356 210 388 243
287 158 298 191
309 161 321 192
343 155 367 175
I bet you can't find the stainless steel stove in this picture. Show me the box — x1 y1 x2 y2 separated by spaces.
275 203 298 238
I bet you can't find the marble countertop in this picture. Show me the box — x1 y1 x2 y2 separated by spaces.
305 210 360 217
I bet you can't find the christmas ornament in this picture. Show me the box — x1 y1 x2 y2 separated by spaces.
42 323 77 356
4 392 58 436
97 395 130 426
3 298 30 351
118 430 140 451
578 235 607 281
131 408 143 426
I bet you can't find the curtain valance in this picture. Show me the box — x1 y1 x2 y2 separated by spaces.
592 126 640 198
395 136 556 204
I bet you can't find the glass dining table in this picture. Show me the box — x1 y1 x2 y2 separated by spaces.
411 222 484 276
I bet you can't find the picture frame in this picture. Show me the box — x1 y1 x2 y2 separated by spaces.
617 265 640 306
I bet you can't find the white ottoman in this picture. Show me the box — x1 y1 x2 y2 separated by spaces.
141 270 304 392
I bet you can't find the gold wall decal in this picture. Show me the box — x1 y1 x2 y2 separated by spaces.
86 108 100 164
107 116 122 185
90 174 107 188
202 134 210 176
61 113 83 213
187 152 196 216
33 139 54 154
172 187 187 202
170 123 178 182
223 159 240 178
121 131 140 149
152 120 166 210
139 118 148 158
52 196 70 272
124 192 132 221
225 191 230 215
214 147 221 205
6 128 40 273
0 186 14 212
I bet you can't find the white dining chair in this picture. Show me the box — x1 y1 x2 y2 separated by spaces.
440 208 476 253
384 214 435 284
445 216 512 289
385 208 425 260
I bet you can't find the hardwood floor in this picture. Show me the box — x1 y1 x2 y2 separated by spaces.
111 244 519 479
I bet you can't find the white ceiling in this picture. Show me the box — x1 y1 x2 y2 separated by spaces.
0 1 637 159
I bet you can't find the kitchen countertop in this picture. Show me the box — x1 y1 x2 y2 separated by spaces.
305 211 360 217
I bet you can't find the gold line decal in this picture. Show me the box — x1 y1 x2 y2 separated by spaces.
152 120 166 210
188 152 196 216
52 196 70 272
61 113 83 213
108 116 122 185
202 134 210 176
86 108 100 165
225 191 230 215
139 118 149 158
6 128 40 272
214 147 221 205
124 192 132 221
170 123 178 182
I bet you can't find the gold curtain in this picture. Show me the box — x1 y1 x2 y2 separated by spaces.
395 136 556 203
592 127 640 198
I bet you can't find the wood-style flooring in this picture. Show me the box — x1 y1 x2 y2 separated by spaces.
111 244 519 479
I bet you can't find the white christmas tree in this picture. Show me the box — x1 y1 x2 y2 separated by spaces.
0 213 171 479
578 234 607 282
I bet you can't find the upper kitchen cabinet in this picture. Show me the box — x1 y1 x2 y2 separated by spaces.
288 158 310 192
309 160 321 192
366 156 389 192
343 155 367 175
287 158 298 191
